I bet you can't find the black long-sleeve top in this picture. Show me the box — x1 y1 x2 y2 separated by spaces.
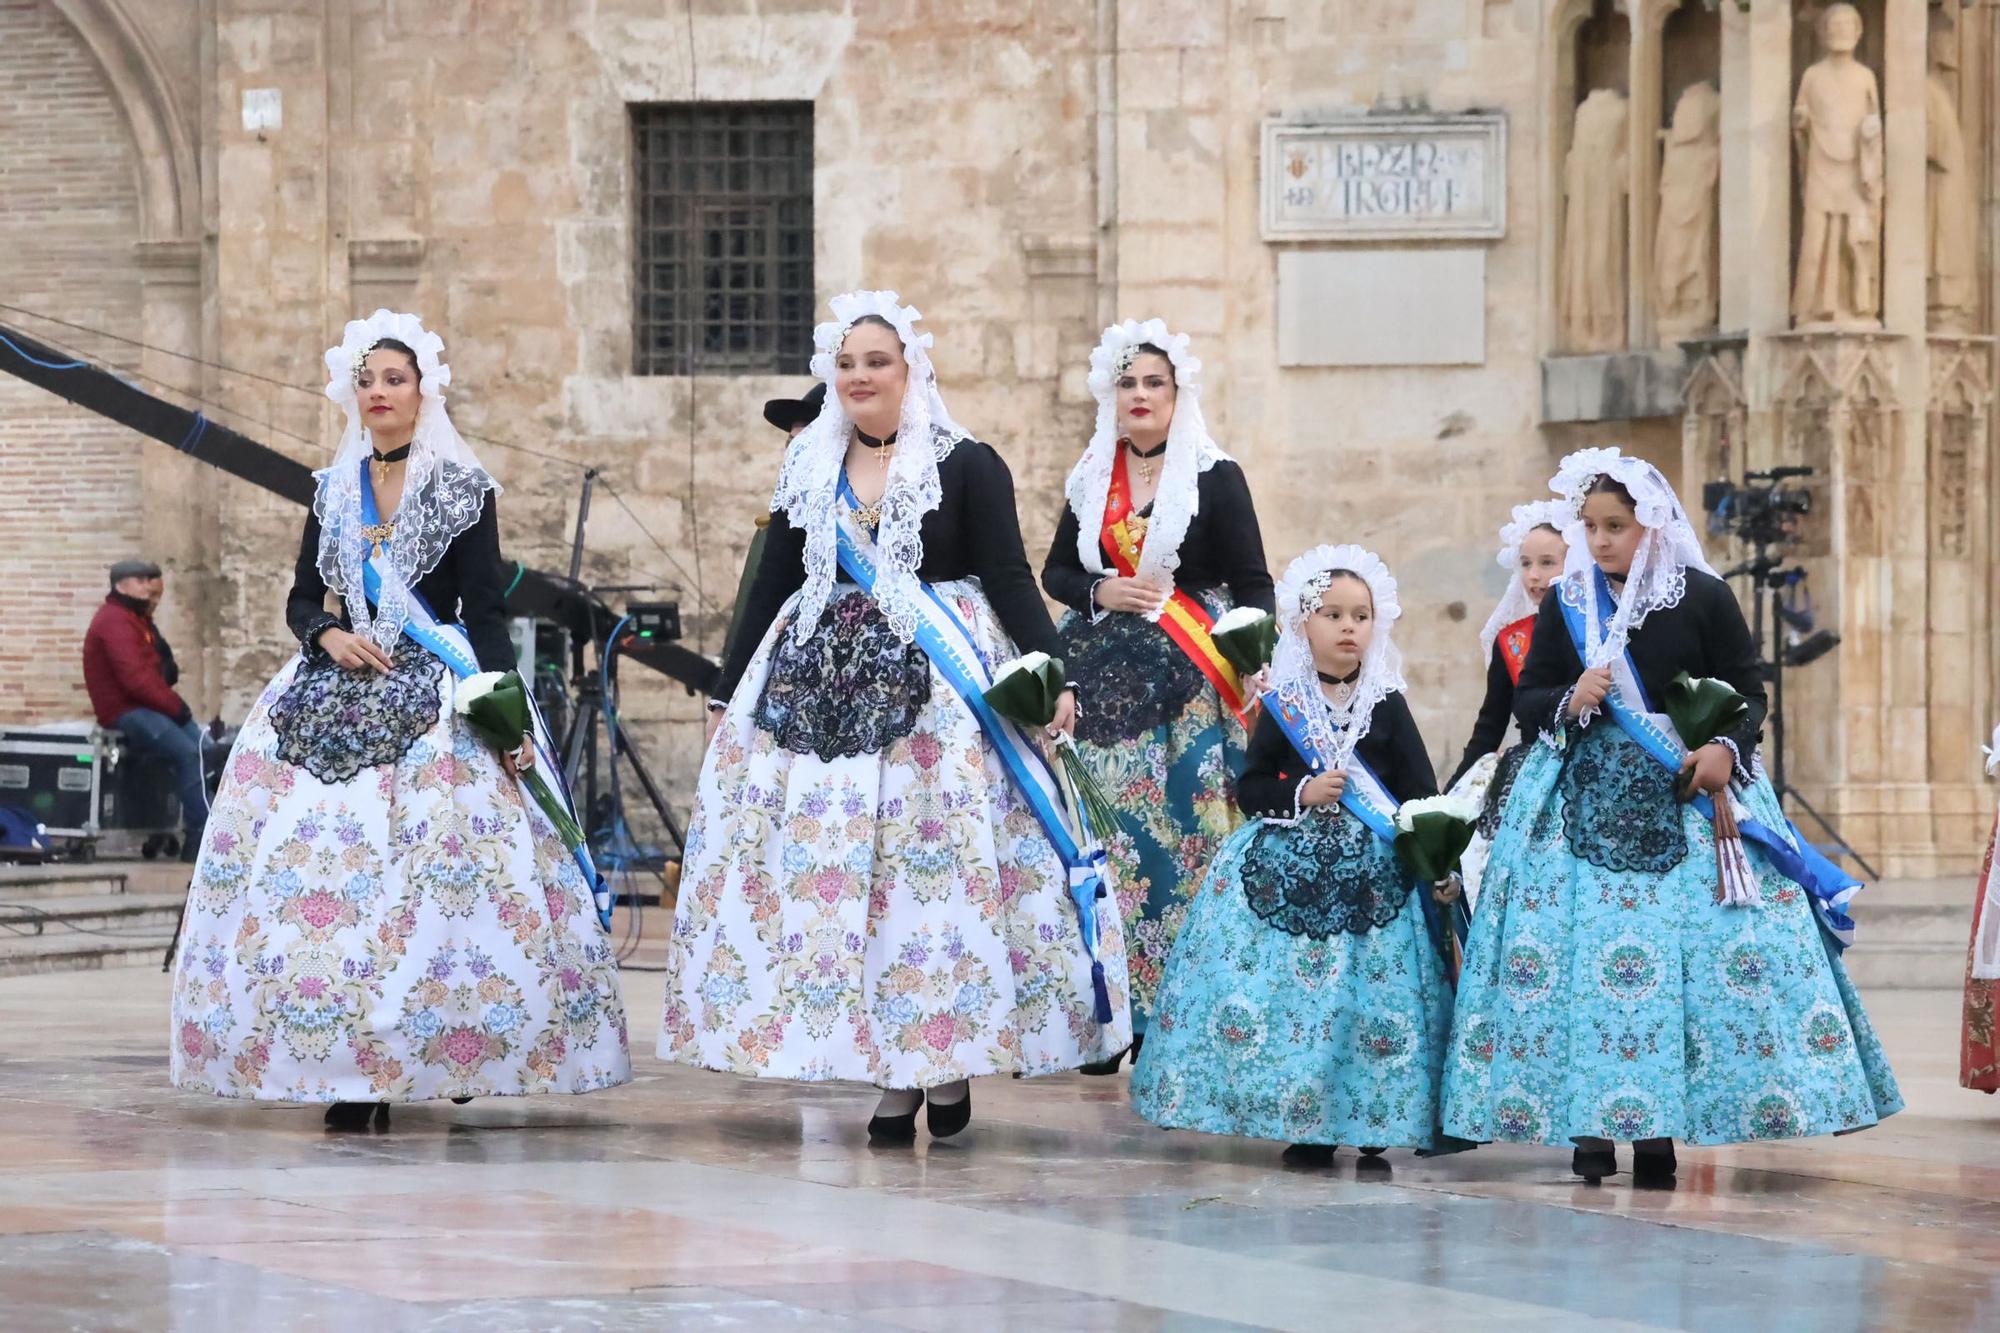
1237 691 1438 819
714 437 1058 703
1512 568 1766 755
1041 459 1275 616
285 493 516 673
1449 642 1518 787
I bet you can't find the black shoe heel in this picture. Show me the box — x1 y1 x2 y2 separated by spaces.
323 1102 373 1133
926 1085 972 1139
868 1092 923 1142
1571 1145 1616 1184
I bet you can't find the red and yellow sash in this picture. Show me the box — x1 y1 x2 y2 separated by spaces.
1102 448 1249 718
1497 612 1536 685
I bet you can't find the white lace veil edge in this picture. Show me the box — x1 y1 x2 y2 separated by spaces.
769 290 967 647
1548 447 1715 667
1062 319 1229 613
1476 499 1573 668
315 310 498 653
1270 544 1406 770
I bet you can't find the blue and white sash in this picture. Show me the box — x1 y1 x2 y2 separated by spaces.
1262 690 1454 962
1557 570 1858 949
355 461 614 930
831 482 1114 1023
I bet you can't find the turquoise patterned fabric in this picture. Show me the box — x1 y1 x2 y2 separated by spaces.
1130 808 1455 1149
1441 724 1903 1146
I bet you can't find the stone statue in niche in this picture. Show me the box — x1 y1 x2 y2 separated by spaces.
1558 87 1629 353
1927 42 1978 332
1654 82 1721 340
1792 3 1882 329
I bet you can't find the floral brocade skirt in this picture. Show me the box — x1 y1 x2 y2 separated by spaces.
1441 724 1901 1146
659 580 1132 1089
1129 808 1455 1149
1961 809 2000 1092
1057 593 1247 1030
169 643 632 1103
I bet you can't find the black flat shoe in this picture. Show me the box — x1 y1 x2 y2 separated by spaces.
1632 1139 1677 1187
868 1092 923 1142
1281 1143 1337 1168
451 1096 473 1105
926 1085 972 1139
1358 1146 1387 1158
323 1102 373 1132
1571 1144 1617 1184
1078 1047 1127 1076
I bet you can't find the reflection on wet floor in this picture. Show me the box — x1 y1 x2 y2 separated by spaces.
2 970 1995 1331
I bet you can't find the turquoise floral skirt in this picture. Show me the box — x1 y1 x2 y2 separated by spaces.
1129 807 1455 1149
1059 594 1247 1032
1441 724 1902 1146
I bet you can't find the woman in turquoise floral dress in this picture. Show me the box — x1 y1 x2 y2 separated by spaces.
1130 545 1455 1165
1441 447 1901 1184
1042 319 1273 1066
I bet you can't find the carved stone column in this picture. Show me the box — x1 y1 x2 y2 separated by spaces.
1926 334 1996 859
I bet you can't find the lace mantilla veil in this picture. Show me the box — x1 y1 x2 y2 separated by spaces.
315 309 498 654
1549 446 1716 666
1061 318 1230 619
768 290 969 648
1269 544 1407 771
1477 498 1573 668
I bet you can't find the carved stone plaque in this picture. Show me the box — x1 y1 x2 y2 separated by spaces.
1261 115 1507 241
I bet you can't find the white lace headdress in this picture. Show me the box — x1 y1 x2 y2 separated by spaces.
316 309 498 653
1477 499 1573 668
770 290 968 646
1549 446 1716 667
1270 544 1407 770
1062 318 1230 616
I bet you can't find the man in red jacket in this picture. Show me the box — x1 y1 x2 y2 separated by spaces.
82 559 207 860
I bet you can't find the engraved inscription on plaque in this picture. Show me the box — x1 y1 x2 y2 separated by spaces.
1261 115 1507 241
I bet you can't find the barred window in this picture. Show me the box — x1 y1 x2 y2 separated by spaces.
632 102 814 376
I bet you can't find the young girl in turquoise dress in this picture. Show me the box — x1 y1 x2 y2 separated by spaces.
1130 545 1457 1165
1441 447 1902 1184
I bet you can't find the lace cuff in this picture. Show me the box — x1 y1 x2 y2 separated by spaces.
1542 684 1594 750
1087 576 1112 624
297 612 340 658
1713 735 1753 786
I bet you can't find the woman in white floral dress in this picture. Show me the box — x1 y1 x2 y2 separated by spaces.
169 311 631 1129
661 291 1131 1140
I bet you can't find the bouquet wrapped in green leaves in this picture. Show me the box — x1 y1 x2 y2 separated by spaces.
1661 671 1759 907
983 652 1120 845
1392 792 1481 887
1662 671 1751 803
454 670 587 856
1209 607 1278 679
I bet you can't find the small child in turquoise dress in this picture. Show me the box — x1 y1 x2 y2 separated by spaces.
1129 544 1457 1166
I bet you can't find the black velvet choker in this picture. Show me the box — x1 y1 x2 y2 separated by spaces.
855 428 897 449
1316 668 1361 686
370 443 413 464
1124 437 1167 459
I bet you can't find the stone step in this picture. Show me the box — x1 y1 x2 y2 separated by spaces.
0 931 172 978
0 865 129 902
0 892 184 937
1841 942 1964 992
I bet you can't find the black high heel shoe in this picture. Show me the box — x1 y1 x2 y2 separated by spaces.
1632 1138 1677 1187
1571 1142 1617 1184
926 1084 972 1139
324 1102 374 1132
868 1091 923 1142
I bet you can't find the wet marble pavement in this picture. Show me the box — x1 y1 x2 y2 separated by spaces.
2 966 1996 1331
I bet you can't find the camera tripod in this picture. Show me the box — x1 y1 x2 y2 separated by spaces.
1723 548 1878 880
558 638 685 904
